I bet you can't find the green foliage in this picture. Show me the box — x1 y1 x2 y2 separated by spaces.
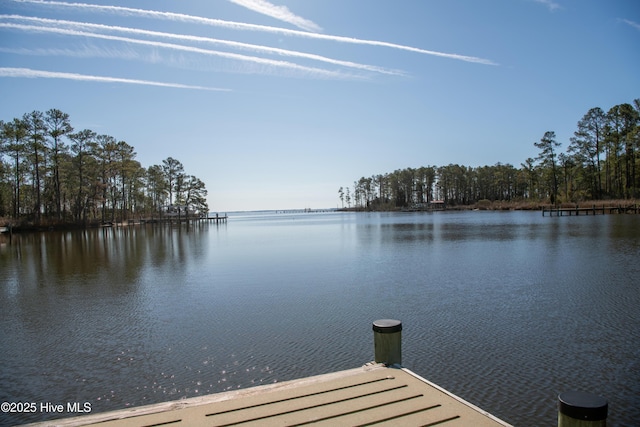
342 99 640 208
0 108 210 224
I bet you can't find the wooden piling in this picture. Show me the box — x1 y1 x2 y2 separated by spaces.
372 319 402 366
558 391 607 427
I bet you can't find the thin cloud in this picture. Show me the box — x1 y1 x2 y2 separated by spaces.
621 19 640 31
532 0 561 11
0 67 231 91
229 0 322 33
11 0 497 65
1 15 404 76
0 22 357 79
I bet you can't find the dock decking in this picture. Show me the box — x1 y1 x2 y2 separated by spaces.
24 364 511 427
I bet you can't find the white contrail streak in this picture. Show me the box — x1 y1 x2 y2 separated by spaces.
0 67 231 91
621 19 640 31
10 0 497 65
0 22 354 79
229 0 322 33
0 15 404 76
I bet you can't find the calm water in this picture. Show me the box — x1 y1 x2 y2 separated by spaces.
1 211 639 426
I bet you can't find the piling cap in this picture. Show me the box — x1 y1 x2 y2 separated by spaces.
372 319 402 334
558 391 608 421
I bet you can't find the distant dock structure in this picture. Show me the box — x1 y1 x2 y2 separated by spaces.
134 205 227 225
542 203 639 216
205 212 228 223
276 208 336 214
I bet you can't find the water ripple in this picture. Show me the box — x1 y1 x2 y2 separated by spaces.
2 213 639 426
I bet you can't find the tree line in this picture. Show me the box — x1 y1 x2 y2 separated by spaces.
0 109 208 224
339 99 640 209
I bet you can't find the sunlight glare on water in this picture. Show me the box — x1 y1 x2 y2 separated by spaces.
1 211 639 426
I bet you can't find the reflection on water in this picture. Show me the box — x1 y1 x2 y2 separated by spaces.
1 212 639 426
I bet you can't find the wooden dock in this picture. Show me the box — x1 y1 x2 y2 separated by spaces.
135 214 227 224
18 319 609 426
22 320 514 427
205 213 228 223
22 364 511 427
542 204 639 216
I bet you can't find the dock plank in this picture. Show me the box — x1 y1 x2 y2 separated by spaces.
23 364 511 427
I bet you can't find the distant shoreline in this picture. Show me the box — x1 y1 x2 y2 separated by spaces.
2 199 638 235
337 199 639 213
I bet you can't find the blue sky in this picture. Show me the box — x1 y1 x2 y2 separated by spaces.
1 0 638 211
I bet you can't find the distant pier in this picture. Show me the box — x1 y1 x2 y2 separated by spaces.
117 213 228 226
276 208 335 214
137 205 228 224
542 204 639 216
205 213 228 223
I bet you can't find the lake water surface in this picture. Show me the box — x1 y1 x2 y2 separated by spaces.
1 211 639 426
